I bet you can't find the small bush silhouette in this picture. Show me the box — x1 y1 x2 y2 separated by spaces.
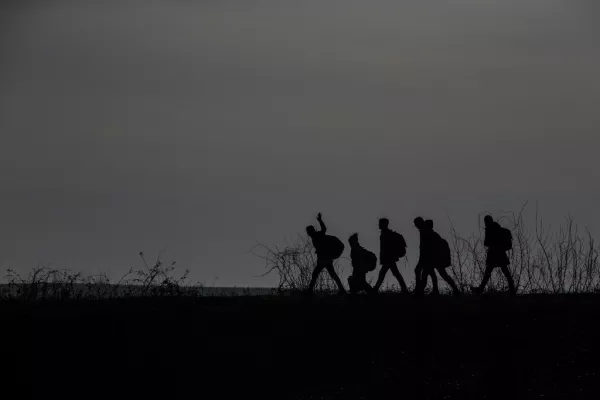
253 235 348 293
448 203 600 294
3 252 191 300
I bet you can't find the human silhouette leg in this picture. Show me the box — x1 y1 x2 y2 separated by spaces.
500 264 516 294
348 275 366 294
472 265 494 294
418 267 438 294
348 275 357 294
414 264 423 294
374 265 390 292
438 268 461 295
414 263 429 295
427 269 439 294
351 273 374 294
364 281 376 294
308 262 326 292
356 272 374 294
389 263 409 293
325 264 347 293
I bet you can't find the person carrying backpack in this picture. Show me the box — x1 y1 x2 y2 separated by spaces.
414 218 461 296
413 217 434 294
306 213 347 294
413 217 438 295
347 233 377 294
471 215 516 295
373 218 409 293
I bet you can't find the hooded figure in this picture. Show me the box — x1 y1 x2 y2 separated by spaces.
347 233 376 294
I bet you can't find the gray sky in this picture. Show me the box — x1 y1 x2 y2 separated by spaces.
1 0 599 286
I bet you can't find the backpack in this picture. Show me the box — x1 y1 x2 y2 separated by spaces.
362 249 377 272
437 236 452 268
321 235 345 259
499 227 513 251
392 231 407 260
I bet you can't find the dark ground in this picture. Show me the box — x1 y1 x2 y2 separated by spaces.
5 294 600 399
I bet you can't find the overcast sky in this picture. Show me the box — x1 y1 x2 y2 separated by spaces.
1 0 599 286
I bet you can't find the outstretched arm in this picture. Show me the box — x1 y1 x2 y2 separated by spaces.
317 213 327 234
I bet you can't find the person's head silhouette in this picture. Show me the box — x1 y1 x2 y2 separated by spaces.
484 215 494 228
349 233 359 246
306 225 316 236
414 217 425 230
378 218 389 231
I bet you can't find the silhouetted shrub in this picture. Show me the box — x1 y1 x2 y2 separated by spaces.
3 252 191 300
253 235 348 293
449 203 599 294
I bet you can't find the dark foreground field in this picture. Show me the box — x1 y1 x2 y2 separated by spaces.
5 294 600 399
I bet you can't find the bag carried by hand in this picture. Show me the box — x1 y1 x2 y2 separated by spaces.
322 235 345 259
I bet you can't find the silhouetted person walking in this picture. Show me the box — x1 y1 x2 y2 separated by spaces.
413 217 437 295
307 213 347 294
373 218 409 293
347 233 377 295
415 218 461 296
471 215 516 295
